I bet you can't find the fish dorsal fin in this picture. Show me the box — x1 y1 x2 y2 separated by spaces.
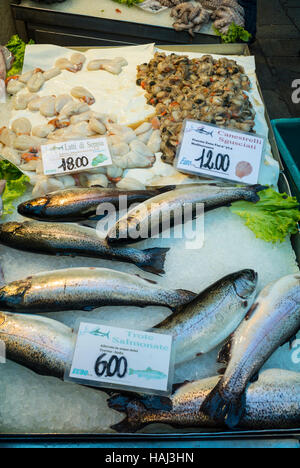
146 367 152 371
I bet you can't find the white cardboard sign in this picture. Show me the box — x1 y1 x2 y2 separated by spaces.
176 120 265 185
66 322 174 395
42 137 112 176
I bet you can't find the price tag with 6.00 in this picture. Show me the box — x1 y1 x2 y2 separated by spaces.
41 137 112 176
65 321 174 396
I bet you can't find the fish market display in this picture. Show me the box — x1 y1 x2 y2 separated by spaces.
107 184 265 244
137 52 254 163
0 312 74 378
0 42 299 436
0 267 196 313
201 274 300 428
108 370 300 432
0 221 169 275
155 269 257 365
18 186 174 222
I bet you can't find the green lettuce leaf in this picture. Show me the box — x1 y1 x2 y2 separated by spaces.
0 160 29 217
5 35 35 77
230 188 300 243
112 0 143 6
214 23 252 44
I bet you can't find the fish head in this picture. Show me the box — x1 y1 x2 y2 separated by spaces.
232 269 258 300
18 196 49 219
0 222 22 237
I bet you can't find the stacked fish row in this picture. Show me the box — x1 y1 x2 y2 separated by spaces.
0 184 299 431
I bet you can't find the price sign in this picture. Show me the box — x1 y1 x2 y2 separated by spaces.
176 120 265 185
65 322 174 396
41 137 112 176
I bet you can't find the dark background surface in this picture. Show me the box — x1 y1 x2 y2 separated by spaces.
251 0 300 120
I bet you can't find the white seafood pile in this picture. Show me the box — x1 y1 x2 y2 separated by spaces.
1 51 163 196
0 193 299 434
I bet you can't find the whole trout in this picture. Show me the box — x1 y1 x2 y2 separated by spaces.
201 274 300 428
17 186 175 222
155 269 258 365
0 312 74 378
0 221 169 275
0 267 196 313
108 370 300 432
106 184 266 244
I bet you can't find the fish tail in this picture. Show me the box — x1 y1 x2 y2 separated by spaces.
137 248 170 276
108 396 147 433
108 393 172 433
171 289 197 313
200 381 245 429
128 368 134 375
246 185 268 203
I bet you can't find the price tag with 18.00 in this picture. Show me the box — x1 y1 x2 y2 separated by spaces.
41 137 112 176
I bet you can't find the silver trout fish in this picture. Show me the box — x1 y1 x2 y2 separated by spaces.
0 267 196 313
201 274 300 428
17 186 175 222
106 184 266 244
108 370 300 432
0 312 74 378
0 221 169 275
155 269 257 365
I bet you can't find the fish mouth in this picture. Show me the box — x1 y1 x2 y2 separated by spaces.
233 269 258 299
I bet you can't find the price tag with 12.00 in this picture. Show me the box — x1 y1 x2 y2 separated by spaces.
176 119 265 185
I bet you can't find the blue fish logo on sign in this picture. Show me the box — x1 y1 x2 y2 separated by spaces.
89 328 110 339
129 367 167 380
195 126 214 137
